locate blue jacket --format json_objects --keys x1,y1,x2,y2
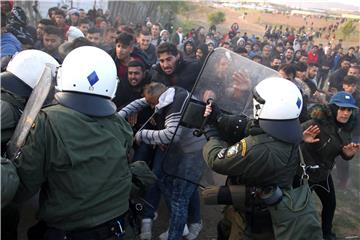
[{"x1": 1, "y1": 32, "x2": 22, "y2": 57}]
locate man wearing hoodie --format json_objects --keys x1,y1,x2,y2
[{"x1": 183, "y1": 39, "x2": 196, "y2": 61}]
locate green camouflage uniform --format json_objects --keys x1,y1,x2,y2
[
  {"x1": 13, "y1": 104, "x2": 133, "y2": 232},
  {"x1": 203, "y1": 126, "x2": 298, "y2": 239},
  {"x1": 1, "y1": 89, "x2": 25, "y2": 240}
]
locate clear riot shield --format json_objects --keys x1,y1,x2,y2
[
  {"x1": 192, "y1": 47, "x2": 280, "y2": 117},
  {"x1": 162, "y1": 47, "x2": 280, "y2": 186},
  {"x1": 6, "y1": 65, "x2": 53, "y2": 160}
]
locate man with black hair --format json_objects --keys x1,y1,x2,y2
[
  {"x1": 305, "y1": 63, "x2": 319, "y2": 93},
  {"x1": 48, "y1": 7, "x2": 59, "y2": 22},
  {"x1": 78, "y1": 8, "x2": 87, "y2": 20},
  {"x1": 344, "y1": 47, "x2": 357, "y2": 63},
  {"x1": 98, "y1": 27, "x2": 115, "y2": 52},
  {"x1": 261, "y1": 45, "x2": 271, "y2": 67},
  {"x1": 110, "y1": 32, "x2": 148, "y2": 81},
  {"x1": 86, "y1": 27, "x2": 101, "y2": 47},
  {"x1": 151, "y1": 23, "x2": 161, "y2": 47},
  {"x1": 270, "y1": 56, "x2": 281, "y2": 71},
  {"x1": 34, "y1": 19, "x2": 55, "y2": 50},
  {"x1": 307, "y1": 45, "x2": 319, "y2": 64},
  {"x1": 234, "y1": 46, "x2": 248, "y2": 58},
  {"x1": 151, "y1": 42, "x2": 201, "y2": 92},
  {"x1": 42, "y1": 25, "x2": 64, "y2": 63},
  {"x1": 53, "y1": 9, "x2": 69, "y2": 37},
  {"x1": 329, "y1": 57, "x2": 352, "y2": 93},
  {"x1": 137, "y1": 29, "x2": 157, "y2": 66},
  {"x1": 251, "y1": 55, "x2": 262, "y2": 64},
  {"x1": 299, "y1": 53, "x2": 308, "y2": 64},
  {"x1": 114, "y1": 60, "x2": 151, "y2": 110},
  {"x1": 282, "y1": 47, "x2": 294, "y2": 64},
  {"x1": 348, "y1": 65, "x2": 360, "y2": 78},
  {"x1": 78, "y1": 18, "x2": 90, "y2": 35}
]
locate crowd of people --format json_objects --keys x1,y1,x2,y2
[{"x1": 1, "y1": 2, "x2": 360, "y2": 240}]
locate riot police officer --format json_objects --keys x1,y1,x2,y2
[
  {"x1": 202, "y1": 77, "x2": 322, "y2": 239},
  {"x1": 1, "y1": 49, "x2": 59, "y2": 240},
  {"x1": 1, "y1": 49, "x2": 59, "y2": 155},
  {"x1": 12, "y1": 46, "x2": 134, "y2": 240}
]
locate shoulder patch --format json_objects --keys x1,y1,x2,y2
[{"x1": 226, "y1": 143, "x2": 241, "y2": 158}]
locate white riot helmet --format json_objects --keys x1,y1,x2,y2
[
  {"x1": 55, "y1": 46, "x2": 118, "y2": 116},
  {"x1": 1, "y1": 50, "x2": 59, "y2": 97},
  {"x1": 253, "y1": 77, "x2": 303, "y2": 144}
]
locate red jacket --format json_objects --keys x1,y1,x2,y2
[{"x1": 307, "y1": 50, "x2": 318, "y2": 64}]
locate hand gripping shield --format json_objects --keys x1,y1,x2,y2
[{"x1": 162, "y1": 48, "x2": 280, "y2": 186}]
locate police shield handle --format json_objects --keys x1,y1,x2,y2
[{"x1": 6, "y1": 65, "x2": 53, "y2": 161}]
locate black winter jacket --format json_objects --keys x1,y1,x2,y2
[
  {"x1": 150, "y1": 58, "x2": 201, "y2": 92},
  {"x1": 301, "y1": 104, "x2": 356, "y2": 182}
]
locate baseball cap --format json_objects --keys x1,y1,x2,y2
[{"x1": 329, "y1": 91, "x2": 358, "y2": 109}]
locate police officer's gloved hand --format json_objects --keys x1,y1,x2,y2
[
  {"x1": 206, "y1": 102, "x2": 224, "y2": 125},
  {"x1": 203, "y1": 125, "x2": 220, "y2": 141},
  {"x1": 216, "y1": 114, "x2": 249, "y2": 144}
]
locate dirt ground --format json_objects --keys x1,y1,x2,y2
[{"x1": 17, "y1": 162, "x2": 360, "y2": 240}]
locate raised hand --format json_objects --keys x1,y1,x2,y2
[
  {"x1": 303, "y1": 125, "x2": 320, "y2": 143},
  {"x1": 342, "y1": 143, "x2": 360, "y2": 158}
]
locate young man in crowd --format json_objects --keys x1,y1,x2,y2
[
  {"x1": 53, "y1": 9, "x2": 69, "y2": 37},
  {"x1": 34, "y1": 19, "x2": 54, "y2": 50},
  {"x1": 86, "y1": 27, "x2": 102, "y2": 47},
  {"x1": 150, "y1": 23, "x2": 161, "y2": 47},
  {"x1": 77, "y1": 18, "x2": 90, "y2": 36},
  {"x1": 42, "y1": 25, "x2": 64, "y2": 63},
  {"x1": 151, "y1": 42, "x2": 201, "y2": 92},
  {"x1": 100, "y1": 27, "x2": 117, "y2": 52},
  {"x1": 137, "y1": 29, "x2": 157, "y2": 66}
]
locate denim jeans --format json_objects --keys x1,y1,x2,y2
[
  {"x1": 142, "y1": 146, "x2": 202, "y2": 233},
  {"x1": 162, "y1": 176, "x2": 198, "y2": 240},
  {"x1": 142, "y1": 147, "x2": 165, "y2": 219}
]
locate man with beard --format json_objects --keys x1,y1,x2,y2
[
  {"x1": 329, "y1": 57, "x2": 351, "y2": 94},
  {"x1": 282, "y1": 47, "x2": 294, "y2": 64},
  {"x1": 151, "y1": 42, "x2": 201, "y2": 92},
  {"x1": 115, "y1": 60, "x2": 151, "y2": 110},
  {"x1": 137, "y1": 30, "x2": 157, "y2": 66},
  {"x1": 86, "y1": 27, "x2": 102, "y2": 47},
  {"x1": 270, "y1": 57, "x2": 281, "y2": 71},
  {"x1": 111, "y1": 32, "x2": 149, "y2": 108},
  {"x1": 261, "y1": 45, "x2": 272, "y2": 67},
  {"x1": 305, "y1": 63, "x2": 319, "y2": 93}
]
